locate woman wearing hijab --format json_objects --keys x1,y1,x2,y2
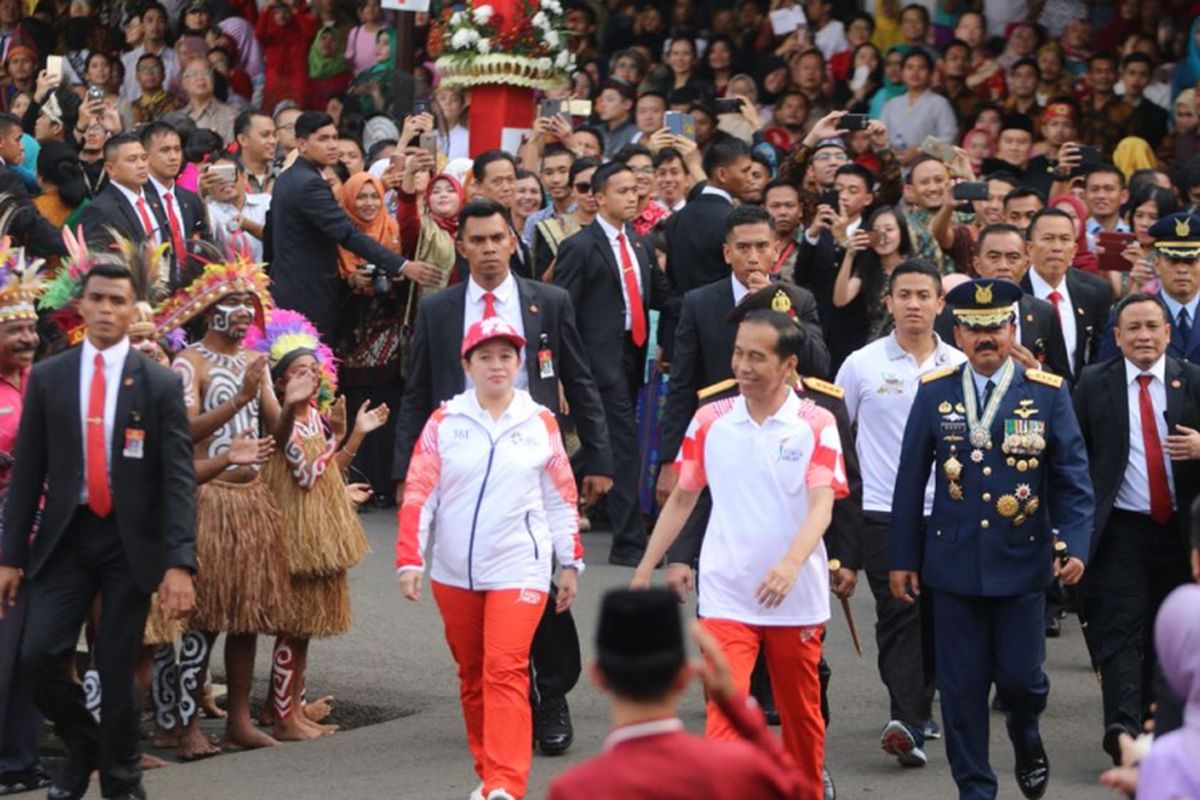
[
  {"x1": 868, "y1": 46, "x2": 906, "y2": 120},
  {"x1": 1172, "y1": 18, "x2": 1200, "y2": 101},
  {"x1": 336, "y1": 171, "x2": 410, "y2": 503},
  {"x1": 1134, "y1": 584, "x2": 1200, "y2": 800},
  {"x1": 1112, "y1": 137, "x2": 1158, "y2": 182},
  {"x1": 348, "y1": 28, "x2": 398, "y2": 114},
  {"x1": 308, "y1": 23, "x2": 351, "y2": 111}
]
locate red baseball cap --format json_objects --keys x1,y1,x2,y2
[{"x1": 461, "y1": 316, "x2": 526, "y2": 358}]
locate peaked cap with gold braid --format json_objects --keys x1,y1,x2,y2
[{"x1": 1149, "y1": 212, "x2": 1200, "y2": 259}]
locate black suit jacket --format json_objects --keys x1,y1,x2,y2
[
  {"x1": 552, "y1": 220, "x2": 673, "y2": 389},
  {"x1": 1, "y1": 348, "x2": 197, "y2": 594},
  {"x1": 392, "y1": 276, "x2": 612, "y2": 481},
  {"x1": 1020, "y1": 268, "x2": 1112, "y2": 380},
  {"x1": 144, "y1": 181, "x2": 211, "y2": 290},
  {"x1": 1073, "y1": 356, "x2": 1200, "y2": 559},
  {"x1": 78, "y1": 183, "x2": 155, "y2": 249},
  {"x1": 935, "y1": 295, "x2": 1071, "y2": 380},
  {"x1": 1129, "y1": 98, "x2": 1169, "y2": 151},
  {"x1": 0, "y1": 164, "x2": 68, "y2": 259},
  {"x1": 269, "y1": 157, "x2": 407, "y2": 342},
  {"x1": 660, "y1": 276, "x2": 829, "y2": 463},
  {"x1": 662, "y1": 192, "x2": 735, "y2": 358}
]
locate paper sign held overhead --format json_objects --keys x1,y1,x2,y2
[{"x1": 382, "y1": 0, "x2": 431, "y2": 11}]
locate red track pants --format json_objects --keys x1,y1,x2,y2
[
  {"x1": 432, "y1": 581, "x2": 548, "y2": 800},
  {"x1": 701, "y1": 618, "x2": 825, "y2": 790}
]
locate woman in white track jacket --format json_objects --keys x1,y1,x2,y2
[{"x1": 396, "y1": 316, "x2": 583, "y2": 800}]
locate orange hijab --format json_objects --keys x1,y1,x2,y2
[{"x1": 337, "y1": 172, "x2": 400, "y2": 277}]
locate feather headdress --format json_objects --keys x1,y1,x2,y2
[
  {"x1": 155, "y1": 252, "x2": 272, "y2": 335},
  {"x1": 0, "y1": 238, "x2": 47, "y2": 324},
  {"x1": 244, "y1": 309, "x2": 338, "y2": 412},
  {"x1": 37, "y1": 226, "x2": 123, "y2": 344}
]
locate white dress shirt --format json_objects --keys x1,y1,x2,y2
[
  {"x1": 1028, "y1": 269, "x2": 1077, "y2": 375},
  {"x1": 731, "y1": 276, "x2": 750, "y2": 306},
  {"x1": 207, "y1": 194, "x2": 271, "y2": 263},
  {"x1": 595, "y1": 214, "x2": 644, "y2": 331},
  {"x1": 464, "y1": 273, "x2": 528, "y2": 390},
  {"x1": 1115, "y1": 356, "x2": 1176, "y2": 513},
  {"x1": 700, "y1": 184, "x2": 732, "y2": 203},
  {"x1": 79, "y1": 337, "x2": 131, "y2": 504},
  {"x1": 837, "y1": 333, "x2": 967, "y2": 514},
  {"x1": 111, "y1": 180, "x2": 162, "y2": 245}
]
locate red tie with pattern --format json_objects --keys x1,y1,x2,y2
[
  {"x1": 1136, "y1": 374, "x2": 1173, "y2": 524},
  {"x1": 163, "y1": 192, "x2": 187, "y2": 271},
  {"x1": 135, "y1": 196, "x2": 155, "y2": 239},
  {"x1": 483, "y1": 292, "x2": 497, "y2": 319},
  {"x1": 87, "y1": 353, "x2": 112, "y2": 517},
  {"x1": 616, "y1": 231, "x2": 646, "y2": 347}
]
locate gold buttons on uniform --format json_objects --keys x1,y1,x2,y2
[
  {"x1": 981, "y1": 519, "x2": 990, "y2": 529},
  {"x1": 982, "y1": 493, "x2": 992, "y2": 502},
  {"x1": 982, "y1": 467, "x2": 992, "y2": 476}
]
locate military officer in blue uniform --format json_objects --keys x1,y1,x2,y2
[{"x1": 888, "y1": 278, "x2": 1094, "y2": 800}]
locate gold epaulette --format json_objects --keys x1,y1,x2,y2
[
  {"x1": 920, "y1": 366, "x2": 957, "y2": 383},
  {"x1": 697, "y1": 378, "x2": 738, "y2": 400},
  {"x1": 1025, "y1": 369, "x2": 1064, "y2": 388},
  {"x1": 801, "y1": 376, "x2": 844, "y2": 399}
]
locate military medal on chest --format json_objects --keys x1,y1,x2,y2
[{"x1": 960, "y1": 358, "x2": 1014, "y2": 463}]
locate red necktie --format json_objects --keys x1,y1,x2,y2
[
  {"x1": 87, "y1": 353, "x2": 112, "y2": 517},
  {"x1": 482, "y1": 292, "x2": 497, "y2": 319},
  {"x1": 1136, "y1": 375, "x2": 1173, "y2": 524},
  {"x1": 163, "y1": 192, "x2": 187, "y2": 271},
  {"x1": 616, "y1": 231, "x2": 647, "y2": 347},
  {"x1": 135, "y1": 196, "x2": 155, "y2": 239},
  {"x1": 1047, "y1": 290, "x2": 1063, "y2": 324}
]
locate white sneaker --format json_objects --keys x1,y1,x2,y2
[
  {"x1": 881, "y1": 720, "x2": 928, "y2": 768},
  {"x1": 486, "y1": 791, "x2": 516, "y2": 800},
  {"x1": 468, "y1": 784, "x2": 484, "y2": 800}
]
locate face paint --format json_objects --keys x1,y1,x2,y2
[{"x1": 211, "y1": 302, "x2": 255, "y2": 338}]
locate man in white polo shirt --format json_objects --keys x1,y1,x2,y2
[
  {"x1": 633, "y1": 309, "x2": 849, "y2": 798},
  {"x1": 836, "y1": 258, "x2": 966, "y2": 769}
]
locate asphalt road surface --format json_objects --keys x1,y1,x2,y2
[{"x1": 33, "y1": 511, "x2": 1118, "y2": 799}]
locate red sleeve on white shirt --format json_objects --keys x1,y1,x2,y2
[
  {"x1": 676, "y1": 397, "x2": 736, "y2": 492},
  {"x1": 803, "y1": 405, "x2": 850, "y2": 499},
  {"x1": 395, "y1": 407, "x2": 446, "y2": 571},
  {"x1": 538, "y1": 409, "x2": 584, "y2": 566}
]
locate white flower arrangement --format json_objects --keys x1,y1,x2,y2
[{"x1": 437, "y1": 0, "x2": 575, "y2": 91}]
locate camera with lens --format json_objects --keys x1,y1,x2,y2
[{"x1": 362, "y1": 264, "x2": 389, "y2": 295}]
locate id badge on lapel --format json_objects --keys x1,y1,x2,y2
[
  {"x1": 123, "y1": 411, "x2": 145, "y2": 460},
  {"x1": 538, "y1": 333, "x2": 555, "y2": 379}
]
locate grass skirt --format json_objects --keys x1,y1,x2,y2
[
  {"x1": 260, "y1": 445, "x2": 371, "y2": 577},
  {"x1": 142, "y1": 593, "x2": 185, "y2": 645},
  {"x1": 276, "y1": 572, "x2": 353, "y2": 638},
  {"x1": 191, "y1": 478, "x2": 290, "y2": 634}
]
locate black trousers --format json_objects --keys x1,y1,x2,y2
[
  {"x1": 0, "y1": 583, "x2": 42, "y2": 779},
  {"x1": 529, "y1": 582, "x2": 581, "y2": 700},
  {"x1": 1081, "y1": 509, "x2": 1191, "y2": 736},
  {"x1": 598, "y1": 341, "x2": 647, "y2": 559},
  {"x1": 343, "y1": 376, "x2": 404, "y2": 500},
  {"x1": 862, "y1": 514, "x2": 936, "y2": 733},
  {"x1": 20, "y1": 510, "x2": 151, "y2": 798}
]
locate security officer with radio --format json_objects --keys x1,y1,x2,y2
[{"x1": 889, "y1": 278, "x2": 1094, "y2": 800}]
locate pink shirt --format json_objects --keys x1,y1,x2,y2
[{"x1": 0, "y1": 368, "x2": 28, "y2": 467}]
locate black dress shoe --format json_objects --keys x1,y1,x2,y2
[
  {"x1": 47, "y1": 752, "x2": 92, "y2": 800},
  {"x1": 991, "y1": 691, "x2": 1008, "y2": 713},
  {"x1": 537, "y1": 695, "x2": 573, "y2": 755},
  {"x1": 1102, "y1": 723, "x2": 1132, "y2": 766},
  {"x1": 0, "y1": 768, "x2": 51, "y2": 796},
  {"x1": 1044, "y1": 617, "x2": 1061, "y2": 638},
  {"x1": 1014, "y1": 740, "x2": 1050, "y2": 800},
  {"x1": 104, "y1": 786, "x2": 147, "y2": 800}
]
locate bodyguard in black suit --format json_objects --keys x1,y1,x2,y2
[
  {"x1": 553, "y1": 162, "x2": 672, "y2": 565},
  {"x1": 0, "y1": 112, "x2": 68, "y2": 260},
  {"x1": 0, "y1": 262, "x2": 196, "y2": 800},
  {"x1": 455, "y1": 150, "x2": 533, "y2": 281},
  {"x1": 268, "y1": 112, "x2": 441, "y2": 343},
  {"x1": 1019, "y1": 210, "x2": 1112, "y2": 382},
  {"x1": 393, "y1": 199, "x2": 611, "y2": 756},
  {"x1": 78, "y1": 134, "x2": 163, "y2": 251},
  {"x1": 935, "y1": 224, "x2": 1071, "y2": 380},
  {"x1": 141, "y1": 121, "x2": 211, "y2": 290},
  {"x1": 661, "y1": 136, "x2": 755, "y2": 358},
  {"x1": 1074, "y1": 291, "x2": 1200, "y2": 762}
]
